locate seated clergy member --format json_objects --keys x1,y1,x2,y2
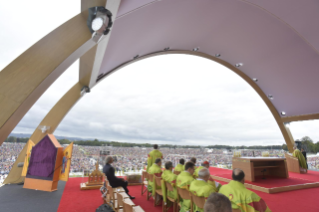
[
  {"x1": 293, "y1": 146, "x2": 307, "y2": 172},
  {"x1": 194, "y1": 161, "x2": 210, "y2": 177},
  {"x1": 148, "y1": 158, "x2": 163, "y2": 196},
  {"x1": 190, "y1": 168, "x2": 216, "y2": 212},
  {"x1": 195, "y1": 161, "x2": 221, "y2": 191},
  {"x1": 147, "y1": 144, "x2": 163, "y2": 172},
  {"x1": 162, "y1": 161, "x2": 178, "y2": 200},
  {"x1": 176, "y1": 161, "x2": 196, "y2": 212},
  {"x1": 190, "y1": 157, "x2": 197, "y2": 167},
  {"x1": 219, "y1": 169, "x2": 271, "y2": 212},
  {"x1": 204, "y1": 193, "x2": 232, "y2": 212},
  {"x1": 174, "y1": 158, "x2": 185, "y2": 172},
  {"x1": 182, "y1": 157, "x2": 197, "y2": 171},
  {"x1": 103, "y1": 156, "x2": 135, "y2": 199}
]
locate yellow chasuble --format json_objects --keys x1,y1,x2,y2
[
  {"x1": 194, "y1": 166, "x2": 205, "y2": 177},
  {"x1": 162, "y1": 170, "x2": 178, "y2": 202},
  {"x1": 174, "y1": 164, "x2": 184, "y2": 172},
  {"x1": 148, "y1": 163, "x2": 162, "y2": 196},
  {"x1": 219, "y1": 180, "x2": 271, "y2": 212},
  {"x1": 292, "y1": 149, "x2": 307, "y2": 169},
  {"x1": 189, "y1": 179, "x2": 216, "y2": 212},
  {"x1": 194, "y1": 166, "x2": 221, "y2": 191},
  {"x1": 147, "y1": 149, "x2": 163, "y2": 172},
  {"x1": 176, "y1": 171, "x2": 195, "y2": 212}
]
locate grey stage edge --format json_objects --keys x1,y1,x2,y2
[{"x1": 0, "y1": 181, "x2": 66, "y2": 212}]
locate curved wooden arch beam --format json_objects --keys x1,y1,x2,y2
[
  {"x1": 4, "y1": 0, "x2": 124, "y2": 184},
  {"x1": 4, "y1": 83, "x2": 84, "y2": 184},
  {"x1": 3, "y1": 0, "x2": 109, "y2": 184},
  {"x1": 29, "y1": 83, "x2": 84, "y2": 144},
  {"x1": 95, "y1": 50, "x2": 296, "y2": 152},
  {"x1": 0, "y1": 12, "x2": 96, "y2": 146},
  {"x1": 6, "y1": 49, "x2": 295, "y2": 184}
]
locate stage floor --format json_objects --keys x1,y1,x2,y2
[
  {"x1": 0, "y1": 181, "x2": 66, "y2": 212},
  {"x1": 58, "y1": 176, "x2": 319, "y2": 212},
  {"x1": 209, "y1": 167, "x2": 319, "y2": 193},
  {"x1": 2, "y1": 168, "x2": 319, "y2": 212}
]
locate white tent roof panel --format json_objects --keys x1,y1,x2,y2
[{"x1": 96, "y1": 0, "x2": 319, "y2": 117}]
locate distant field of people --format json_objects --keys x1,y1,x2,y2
[{"x1": 1, "y1": 142, "x2": 311, "y2": 185}]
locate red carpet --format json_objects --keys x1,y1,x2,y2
[
  {"x1": 59, "y1": 169, "x2": 319, "y2": 212},
  {"x1": 57, "y1": 177, "x2": 104, "y2": 212},
  {"x1": 57, "y1": 178, "x2": 169, "y2": 212},
  {"x1": 289, "y1": 170, "x2": 319, "y2": 181}
]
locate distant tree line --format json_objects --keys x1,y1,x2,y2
[{"x1": 4, "y1": 135, "x2": 319, "y2": 153}]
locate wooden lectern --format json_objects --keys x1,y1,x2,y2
[
  {"x1": 24, "y1": 134, "x2": 63, "y2": 192},
  {"x1": 285, "y1": 153, "x2": 306, "y2": 173}
]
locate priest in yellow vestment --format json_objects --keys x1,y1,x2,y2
[
  {"x1": 219, "y1": 168, "x2": 271, "y2": 212},
  {"x1": 194, "y1": 161, "x2": 209, "y2": 178},
  {"x1": 195, "y1": 161, "x2": 222, "y2": 191},
  {"x1": 292, "y1": 146, "x2": 307, "y2": 171},
  {"x1": 174, "y1": 158, "x2": 185, "y2": 172},
  {"x1": 147, "y1": 144, "x2": 163, "y2": 172},
  {"x1": 162, "y1": 161, "x2": 178, "y2": 203},
  {"x1": 189, "y1": 168, "x2": 216, "y2": 212},
  {"x1": 176, "y1": 161, "x2": 196, "y2": 212},
  {"x1": 148, "y1": 158, "x2": 162, "y2": 196}
]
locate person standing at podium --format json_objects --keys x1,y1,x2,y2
[
  {"x1": 301, "y1": 148, "x2": 308, "y2": 169},
  {"x1": 293, "y1": 146, "x2": 307, "y2": 172}
]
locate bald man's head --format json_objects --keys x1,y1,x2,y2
[{"x1": 232, "y1": 168, "x2": 245, "y2": 183}]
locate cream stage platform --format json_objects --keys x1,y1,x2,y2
[
  {"x1": 232, "y1": 157, "x2": 288, "y2": 182},
  {"x1": 210, "y1": 158, "x2": 319, "y2": 194}
]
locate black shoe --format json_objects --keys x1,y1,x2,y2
[{"x1": 129, "y1": 196, "x2": 135, "y2": 200}]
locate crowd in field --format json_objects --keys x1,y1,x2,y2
[
  {"x1": 307, "y1": 155, "x2": 319, "y2": 169},
  {"x1": 0, "y1": 142, "x2": 318, "y2": 185}
]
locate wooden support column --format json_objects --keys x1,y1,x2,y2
[{"x1": 281, "y1": 124, "x2": 295, "y2": 153}]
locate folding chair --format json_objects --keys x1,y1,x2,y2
[
  {"x1": 154, "y1": 175, "x2": 163, "y2": 206},
  {"x1": 147, "y1": 173, "x2": 154, "y2": 201},
  {"x1": 103, "y1": 179, "x2": 111, "y2": 203},
  {"x1": 177, "y1": 187, "x2": 193, "y2": 212},
  {"x1": 107, "y1": 184, "x2": 125, "y2": 211},
  {"x1": 163, "y1": 181, "x2": 178, "y2": 212},
  {"x1": 123, "y1": 199, "x2": 145, "y2": 212},
  {"x1": 190, "y1": 192, "x2": 205, "y2": 212},
  {"x1": 117, "y1": 192, "x2": 130, "y2": 212},
  {"x1": 141, "y1": 171, "x2": 148, "y2": 195}
]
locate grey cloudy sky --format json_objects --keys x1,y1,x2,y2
[{"x1": 1, "y1": 0, "x2": 318, "y2": 146}]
